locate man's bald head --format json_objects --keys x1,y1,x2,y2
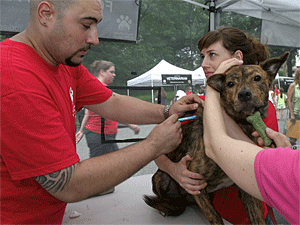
[{"x1": 30, "y1": 0, "x2": 79, "y2": 19}]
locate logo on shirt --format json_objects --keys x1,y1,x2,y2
[{"x1": 69, "y1": 87, "x2": 75, "y2": 117}]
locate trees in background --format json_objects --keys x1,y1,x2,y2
[{"x1": 1, "y1": 0, "x2": 298, "y2": 84}]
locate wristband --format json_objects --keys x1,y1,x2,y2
[{"x1": 163, "y1": 105, "x2": 171, "y2": 119}]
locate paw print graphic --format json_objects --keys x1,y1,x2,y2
[{"x1": 116, "y1": 15, "x2": 132, "y2": 32}]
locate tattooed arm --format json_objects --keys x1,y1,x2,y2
[{"x1": 34, "y1": 115, "x2": 182, "y2": 203}]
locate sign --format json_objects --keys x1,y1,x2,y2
[
  {"x1": 0, "y1": 0, "x2": 141, "y2": 43},
  {"x1": 162, "y1": 75, "x2": 192, "y2": 85},
  {"x1": 98, "y1": 0, "x2": 141, "y2": 42}
]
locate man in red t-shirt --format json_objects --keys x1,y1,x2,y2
[{"x1": 0, "y1": 1, "x2": 201, "y2": 224}]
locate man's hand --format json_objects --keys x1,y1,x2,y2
[
  {"x1": 146, "y1": 114, "x2": 182, "y2": 157},
  {"x1": 169, "y1": 94, "x2": 202, "y2": 118}
]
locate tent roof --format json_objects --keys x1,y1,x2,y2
[
  {"x1": 216, "y1": 0, "x2": 300, "y2": 47},
  {"x1": 183, "y1": 0, "x2": 300, "y2": 47}
]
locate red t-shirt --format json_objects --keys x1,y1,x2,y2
[
  {"x1": 85, "y1": 83, "x2": 118, "y2": 134},
  {"x1": 0, "y1": 39, "x2": 112, "y2": 224},
  {"x1": 198, "y1": 95, "x2": 278, "y2": 224},
  {"x1": 85, "y1": 110, "x2": 118, "y2": 134}
]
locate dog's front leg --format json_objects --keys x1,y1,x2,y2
[
  {"x1": 238, "y1": 188, "x2": 266, "y2": 224},
  {"x1": 194, "y1": 189, "x2": 224, "y2": 224}
]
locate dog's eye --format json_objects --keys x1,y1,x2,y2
[
  {"x1": 253, "y1": 75, "x2": 261, "y2": 82},
  {"x1": 227, "y1": 82, "x2": 235, "y2": 88}
]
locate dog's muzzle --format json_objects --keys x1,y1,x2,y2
[{"x1": 238, "y1": 90, "x2": 252, "y2": 102}]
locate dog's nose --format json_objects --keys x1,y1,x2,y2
[{"x1": 238, "y1": 90, "x2": 252, "y2": 102}]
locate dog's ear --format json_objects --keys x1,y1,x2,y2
[
  {"x1": 260, "y1": 52, "x2": 290, "y2": 83},
  {"x1": 207, "y1": 74, "x2": 226, "y2": 92}
]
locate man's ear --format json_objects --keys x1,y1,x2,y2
[
  {"x1": 207, "y1": 74, "x2": 225, "y2": 92},
  {"x1": 37, "y1": 1, "x2": 55, "y2": 26},
  {"x1": 234, "y1": 50, "x2": 243, "y2": 61}
]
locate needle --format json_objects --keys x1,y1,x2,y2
[{"x1": 178, "y1": 115, "x2": 197, "y2": 122}]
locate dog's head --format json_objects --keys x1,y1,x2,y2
[{"x1": 207, "y1": 52, "x2": 289, "y2": 120}]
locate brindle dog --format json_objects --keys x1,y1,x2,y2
[{"x1": 144, "y1": 52, "x2": 289, "y2": 224}]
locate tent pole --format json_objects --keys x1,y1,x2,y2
[
  {"x1": 151, "y1": 79, "x2": 154, "y2": 103},
  {"x1": 209, "y1": 0, "x2": 215, "y2": 31}
]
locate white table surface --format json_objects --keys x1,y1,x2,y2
[{"x1": 62, "y1": 174, "x2": 231, "y2": 224}]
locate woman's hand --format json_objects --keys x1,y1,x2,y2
[
  {"x1": 252, "y1": 128, "x2": 292, "y2": 148},
  {"x1": 76, "y1": 131, "x2": 84, "y2": 144},
  {"x1": 170, "y1": 155, "x2": 207, "y2": 195},
  {"x1": 214, "y1": 58, "x2": 243, "y2": 75},
  {"x1": 127, "y1": 124, "x2": 140, "y2": 134}
]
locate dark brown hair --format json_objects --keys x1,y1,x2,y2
[{"x1": 198, "y1": 27, "x2": 269, "y2": 65}]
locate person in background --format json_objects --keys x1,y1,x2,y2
[
  {"x1": 155, "y1": 87, "x2": 167, "y2": 105},
  {"x1": 202, "y1": 58, "x2": 299, "y2": 224},
  {"x1": 176, "y1": 89, "x2": 187, "y2": 100},
  {"x1": 1, "y1": 0, "x2": 201, "y2": 223},
  {"x1": 170, "y1": 95, "x2": 177, "y2": 105},
  {"x1": 274, "y1": 84, "x2": 280, "y2": 96},
  {"x1": 198, "y1": 85, "x2": 206, "y2": 96},
  {"x1": 286, "y1": 68, "x2": 300, "y2": 147},
  {"x1": 155, "y1": 26, "x2": 278, "y2": 224},
  {"x1": 276, "y1": 88, "x2": 287, "y2": 121},
  {"x1": 268, "y1": 86, "x2": 275, "y2": 107},
  {"x1": 76, "y1": 60, "x2": 140, "y2": 195},
  {"x1": 273, "y1": 84, "x2": 280, "y2": 112},
  {"x1": 186, "y1": 86, "x2": 193, "y2": 95}
]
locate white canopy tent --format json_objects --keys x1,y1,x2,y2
[
  {"x1": 192, "y1": 66, "x2": 206, "y2": 86},
  {"x1": 181, "y1": 0, "x2": 300, "y2": 48},
  {"x1": 127, "y1": 60, "x2": 192, "y2": 87},
  {"x1": 127, "y1": 59, "x2": 206, "y2": 86},
  {"x1": 127, "y1": 59, "x2": 206, "y2": 102}
]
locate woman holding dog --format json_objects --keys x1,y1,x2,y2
[
  {"x1": 155, "y1": 26, "x2": 279, "y2": 224},
  {"x1": 203, "y1": 58, "x2": 299, "y2": 224}
]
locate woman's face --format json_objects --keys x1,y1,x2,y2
[
  {"x1": 100, "y1": 66, "x2": 116, "y2": 84},
  {"x1": 200, "y1": 41, "x2": 235, "y2": 78}
]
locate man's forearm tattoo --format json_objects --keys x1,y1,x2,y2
[{"x1": 34, "y1": 164, "x2": 75, "y2": 193}]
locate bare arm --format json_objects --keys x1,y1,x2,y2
[
  {"x1": 34, "y1": 115, "x2": 182, "y2": 203},
  {"x1": 204, "y1": 85, "x2": 264, "y2": 200},
  {"x1": 287, "y1": 83, "x2": 295, "y2": 120},
  {"x1": 75, "y1": 109, "x2": 89, "y2": 143},
  {"x1": 202, "y1": 58, "x2": 263, "y2": 199},
  {"x1": 85, "y1": 93, "x2": 200, "y2": 125}
]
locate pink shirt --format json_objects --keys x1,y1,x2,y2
[{"x1": 255, "y1": 147, "x2": 300, "y2": 224}]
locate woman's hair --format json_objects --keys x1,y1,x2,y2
[
  {"x1": 295, "y1": 68, "x2": 300, "y2": 88},
  {"x1": 90, "y1": 60, "x2": 114, "y2": 77},
  {"x1": 198, "y1": 26, "x2": 269, "y2": 65},
  {"x1": 156, "y1": 87, "x2": 167, "y2": 98},
  {"x1": 280, "y1": 88, "x2": 284, "y2": 98}
]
